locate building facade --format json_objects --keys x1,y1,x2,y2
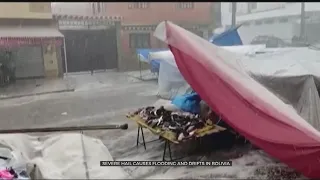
[
  {"x1": 52, "y1": 2, "x2": 219, "y2": 71},
  {"x1": 52, "y1": 3, "x2": 122, "y2": 73},
  {"x1": 220, "y1": 2, "x2": 320, "y2": 44},
  {"x1": 0, "y1": 3, "x2": 64, "y2": 78},
  {"x1": 104, "y1": 2, "x2": 216, "y2": 71},
  {"x1": 52, "y1": 3, "x2": 107, "y2": 17}
]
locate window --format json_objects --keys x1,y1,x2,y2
[
  {"x1": 97, "y1": 3, "x2": 101, "y2": 13},
  {"x1": 129, "y1": 33, "x2": 150, "y2": 48},
  {"x1": 229, "y1": 3, "x2": 236, "y2": 13},
  {"x1": 279, "y1": 17, "x2": 289, "y2": 23},
  {"x1": 242, "y1": 21, "x2": 250, "y2": 26},
  {"x1": 29, "y1": 3, "x2": 51, "y2": 13},
  {"x1": 188, "y1": 30, "x2": 203, "y2": 37},
  {"x1": 248, "y1": 2, "x2": 257, "y2": 11},
  {"x1": 128, "y1": 3, "x2": 149, "y2": 9},
  {"x1": 264, "y1": 19, "x2": 274, "y2": 24},
  {"x1": 92, "y1": 3, "x2": 96, "y2": 15},
  {"x1": 255, "y1": 20, "x2": 262, "y2": 25},
  {"x1": 92, "y1": 3, "x2": 105, "y2": 15},
  {"x1": 177, "y1": 3, "x2": 194, "y2": 9}
]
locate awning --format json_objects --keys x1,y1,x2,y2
[
  {"x1": 154, "y1": 21, "x2": 320, "y2": 178},
  {"x1": 0, "y1": 26, "x2": 64, "y2": 47}
]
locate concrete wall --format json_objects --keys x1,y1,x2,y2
[
  {"x1": 0, "y1": 3, "x2": 52, "y2": 19},
  {"x1": 52, "y1": 3, "x2": 108, "y2": 16},
  {"x1": 52, "y1": 3, "x2": 92, "y2": 16},
  {"x1": 42, "y1": 43, "x2": 59, "y2": 78},
  {"x1": 220, "y1": 2, "x2": 289, "y2": 26}
]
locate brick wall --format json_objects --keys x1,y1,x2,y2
[
  {"x1": 105, "y1": 2, "x2": 213, "y2": 25},
  {"x1": 106, "y1": 2, "x2": 214, "y2": 71},
  {"x1": 118, "y1": 30, "x2": 168, "y2": 71}
]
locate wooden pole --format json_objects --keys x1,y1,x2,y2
[
  {"x1": 0, "y1": 124, "x2": 128, "y2": 134},
  {"x1": 300, "y1": 2, "x2": 306, "y2": 40}
]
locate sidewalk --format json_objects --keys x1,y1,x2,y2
[
  {"x1": 65, "y1": 71, "x2": 142, "y2": 92},
  {"x1": 126, "y1": 70, "x2": 158, "y2": 81},
  {"x1": 0, "y1": 78, "x2": 74, "y2": 100},
  {"x1": 0, "y1": 71, "x2": 151, "y2": 100}
]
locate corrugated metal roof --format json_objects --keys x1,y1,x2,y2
[{"x1": 0, "y1": 26, "x2": 64, "y2": 38}]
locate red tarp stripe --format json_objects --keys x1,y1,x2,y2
[
  {"x1": 161, "y1": 21, "x2": 320, "y2": 178},
  {"x1": 0, "y1": 37, "x2": 63, "y2": 47}
]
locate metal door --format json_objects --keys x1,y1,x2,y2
[
  {"x1": 14, "y1": 46, "x2": 44, "y2": 78},
  {"x1": 87, "y1": 28, "x2": 118, "y2": 70},
  {"x1": 61, "y1": 28, "x2": 118, "y2": 73}
]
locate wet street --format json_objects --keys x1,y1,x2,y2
[
  {"x1": 0, "y1": 72, "x2": 304, "y2": 179},
  {"x1": 0, "y1": 74, "x2": 158, "y2": 129}
]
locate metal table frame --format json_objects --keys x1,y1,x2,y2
[{"x1": 136, "y1": 124, "x2": 215, "y2": 161}]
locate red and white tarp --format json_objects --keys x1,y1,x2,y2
[
  {"x1": 0, "y1": 26, "x2": 64, "y2": 48},
  {"x1": 154, "y1": 21, "x2": 320, "y2": 178},
  {"x1": 0, "y1": 38, "x2": 63, "y2": 48}
]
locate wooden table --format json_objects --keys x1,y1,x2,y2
[{"x1": 128, "y1": 115, "x2": 226, "y2": 161}]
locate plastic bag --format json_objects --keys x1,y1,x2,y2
[{"x1": 171, "y1": 92, "x2": 201, "y2": 114}]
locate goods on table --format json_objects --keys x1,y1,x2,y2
[{"x1": 127, "y1": 106, "x2": 216, "y2": 141}]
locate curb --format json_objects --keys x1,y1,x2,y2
[
  {"x1": 126, "y1": 74, "x2": 158, "y2": 82},
  {"x1": 0, "y1": 88, "x2": 75, "y2": 100}
]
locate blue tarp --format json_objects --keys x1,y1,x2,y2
[
  {"x1": 136, "y1": 48, "x2": 167, "y2": 73},
  {"x1": 210, "y1": 25, "x2": 243, "y2": 46},
  {"x1": 208, "y1": 33, "x2": 218, "y2": 42},
  {"x1": 172, "y1": 92, "x2": 201, "y2": 114}
]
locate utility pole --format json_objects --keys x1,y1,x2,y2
[
  {"x1": 300, "y1": 2, "x2": 306, "y2": 41},
  {"x1": 231, "y1": 2, "x2": 237, "y2": 27}
]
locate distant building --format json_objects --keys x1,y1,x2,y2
[
  {"x1": 220, "y1": 2, "x2": 320, "y2": 44},
  {"x1": 52, "y1": 3, "x2": 107, "y2": 17},
  {"x1": 0, "y1": 3, "x2": 64, "y2": 78},
  {"x1": 104, "y1": 2, "x2": 217, "y2": 71},
  {"x1": 52, "y1": 2, "x2": 220, "y2": 72},
  {"x1": 52, "y1": 3, "x2": 122, "y2": 73}
]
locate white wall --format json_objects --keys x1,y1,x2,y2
[
  {"x1": 51, "y1": 3, "x2": 92, "y2": 16},
  {"x1": 238, "y1": 22, "x2": 294, "y2": 44},
  {"x1": 221, "y1": 3, "x2": 247, "y2": 27},
  {"x1": 219, "y1": 3, "x2": 320, "y2": 44},
  {"x1": 221, "y1": 2, "x2": 289, "y2": 26}
]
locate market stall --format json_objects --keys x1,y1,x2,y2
[
  {"x1": 153, "y1": 21, "x2": 320, "y2": 179},
  {"x1": 127, "y1": 105, "x2": 227, "y2": 161}
]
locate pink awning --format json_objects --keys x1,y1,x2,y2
[
  {"x1": 0, "y1": 26, "x2": 64, "y2": 48},
  {"x1": 154, "y1": 21, "x2": 320, "y2": 178}
]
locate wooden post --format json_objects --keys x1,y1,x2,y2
[
  {"x1": 231, "y1": 3, "x2": 237, "y2": 27},
  {"x1": 300, "y1": 2, "x2": 306, "y2": 40},
  {"x1": 115, "y1": 21, "x2": 122, "y2": 72}
]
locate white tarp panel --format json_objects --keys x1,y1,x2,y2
[
  {"x1": 0, "y1": 26, "x2": 64, "y2": 38},
  {"x1": 151, "y1": 45, "x2": 267, "y2": 99},
  {"x1": 157, "y1": 59, "x2": 191, "y2": 100},
  {"x1": 240, "y1": 47, "x2": 320, "y2": 131},
  {"x1": 0, "y1": 133, "x2": 128, "y2": 179},
  {"x1": 152, "y1": 44, "x2": 320, "y2": 131}
]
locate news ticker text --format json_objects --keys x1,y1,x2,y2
[{"x1": 100, "y1": 161, "x2": 232, "y2": 167}]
